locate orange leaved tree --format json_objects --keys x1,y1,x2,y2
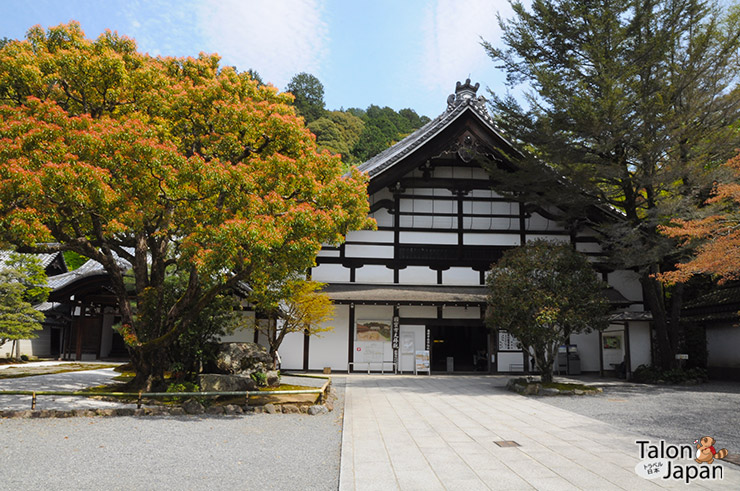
[
  {"x1": 0, "y1": 22, "x2": 372, "y2": 389},
  {"x1": 660, "y1": 152, "x2": 740, "y2": 284}
]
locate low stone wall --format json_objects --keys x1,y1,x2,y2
[{"x1": 0, "y1": 384, "x2": 337, "y2": 418}]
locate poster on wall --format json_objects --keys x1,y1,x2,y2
[
  {"x1": 415, "y1": 350, "x2": 430, "y2": 373},
  {"x1": 401, "y1": 332, "x2": 415, "y2": 354},
  {"x1": 603, "y1": 335, "x2": 622, "y2": 350},
  {"x1": 356, "y1": 320, "x2": 392, "y2": 341},
  {"x1": 355, "y1": 342, "x2": 384, "y2": 363}
]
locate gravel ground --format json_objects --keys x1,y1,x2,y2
[
  {"x1": 0, "y1": 368, "x2": 129, "y2": 410},
  {"x1": 0, "y1": 378, "x2": 345, "y2": 490},
  {"x1": 539, "y1": 377, "x2": 740, "y2": 454}
]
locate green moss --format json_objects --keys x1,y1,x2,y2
[{"x1": 541, "y1": 382, "x2": 599, "y2": 391}]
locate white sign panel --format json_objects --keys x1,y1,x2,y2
[{"x1": 415, "y1": 350, "x2": 430, "y2": 373}]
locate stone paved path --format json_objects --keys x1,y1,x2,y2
[{"x1": 338, "y1": 375, "x2": 740, "y2": 490}]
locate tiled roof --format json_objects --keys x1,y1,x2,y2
[
  {"x1": 0, "y1": 250, "x2": 63, "y2": 270},
  {"x1": 323, "y1": 283, "x2": 488, "y2": 304},
  {"x1": 355, "y1": 80, "x2": 511, "y2": 179}
]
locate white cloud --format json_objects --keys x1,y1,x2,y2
[
  {"x1": 197, "y1": 0, "x2": 328, "y2": 90},
  {"x1": 419, "y1": 0, "x2": 509, "y2": 92}
]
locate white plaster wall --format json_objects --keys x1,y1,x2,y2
[
  {"x1": 470, "y1": 167, "x2": 489, "y2": 180},
  {"x1": 443, "y1": 267, "x2": 479, "y2": 285},
  {"x1": 601, "y1": 327, "x2": 626, "y2": 369},
  {"x1": 398, "y1": 306, "x2": 436, "y2": 318},
  {"x1": 628, "y1": 321, "x2": 652, "y2": 370},
  {"x1": 345, "y1": 244, "x2": 394, "y2": 259},
  {"x1": 400, "y1": 231, "x2": 457, "y2": 245},
  {"x1": 371, "y1": 188, "x2": 394, "y2": 202},
  {"x1": 526, "y1": 213, "x2": 551, "y2": 230},
  {"x1": 707, "y1": 323, "x2": 740, "y2": 367},
  {"x1": 278, "y1": 330, "x2": 304, "y2": 370},
  {"x1": 0, "y1": 329, "x2": 50, "y2": 358},
  {"x1": 311, "y1": 263, "x2": 350, "y2": 282},
  {"x1": 400, "y1": 197, "x2": 432, "y2": 213},
  {"x1": 470, "y1": 189, "x2": 502, "y2": 198},
  {"x1": 370, "y1": 209, "x2": 393, "y2": 228},
  {"x1": 355, "y1": 265, "x2": 394, "y2": 283},
  {"x1": 347, "y1": 230, "x2": 394, "y2": 243},
  {"x1": 569, "y1": 331, "x2": 601, "y2": 372},
  {"x1": 309, "y1": 304, "x2": 350, "y2": 371},
  {"x1": 608, "y1": 270, "x2": 643, "y2": 302},
  {"x1": 442, "y1": 306, "x2": 480, "y2": 319},
  {"x1": 399, "y1": 324, "x2": 426, "y2": 373},
  {"x1": 463, "y1": 233, "x2": 520, "y2": 246},
  {"x1": 220, "y1": 311, "x2": 256, "y2": 343},
  {"x1": 317, "y1": 249, "x2": 340, "y2": 258},
  {"x1": 99, "y1": 313, "x2": 115, "y2": 358},
  {"x1": 498, "y1": 351, "x2": 525, "y2": 372},
  {"x1": 398, "y1": 266, "x2": 437, "y2": 285}
]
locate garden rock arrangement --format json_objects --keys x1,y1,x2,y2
[
  {"x1": 0, "y1": 401, "x2": 333, "y2": 418},
  {"x1": 199, "y1": 342, "x2": 280, "y2": 391},
  {"x1": 0, "y1": 383, "x2": 337, "y2": 419},
  {"x1": 506, "y1": 377, "x2": 603, "y2": 396}
]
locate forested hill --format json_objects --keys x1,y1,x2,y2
[{"x1": 284, "y1": 72, "x2": 431, "y2": 166}]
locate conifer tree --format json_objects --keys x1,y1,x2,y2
[{"x1": 484, "y1": 0, "x2": 740, "y2": 368}]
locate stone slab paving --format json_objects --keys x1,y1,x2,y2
[{"x1": 339, "y1": 375, "x2": 740, "y2": 490}]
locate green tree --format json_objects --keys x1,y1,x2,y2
[
  {"x1": 246, "y1": 68, "x2": 264, "y2": 86},
  {"x1": 164, "y1": 272, "x2": 241, "y2": 380},
  {"x1": 483, "y1": 0, "x2": 740, "y2": 369},
  {"x1": 486, "y1": 241, "x2": 610, "y2": 383},
  {"x1": 285, "y1": 72, "x2": 326, "y2": 123},
  {"x1": 0, "y1": 22, "x2": 372, "y2": 389},
  {"x1": 308, "y1": 110, "x2": 365, "y2": 164},
  {"x1": 0, "y1": 253, "x2": 49, "y2": 358},
  {"x1": 249, "y1": 279, "x2": 334, "y2": 368},
  {"x1": 349, "y1": 105, "x2": 430, "y2": 162}
]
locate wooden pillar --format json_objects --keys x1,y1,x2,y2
[
  {"x1": 302, "y1": 329, "x2": 310, "y2": 371},
  {"x1": 624, "y1": 321, "x2": 632, "y2": 380},
  {"x1": 599, "y1": 330, "x2": 604, "y2": 377},
  {"x1": 347, "y1": 303, "x2": 355, "y2": 373}
]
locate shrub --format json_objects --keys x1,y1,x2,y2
[
  {"x1": 632, "y1": 364, "x2": 707, "y2": 384},
  {"x1": 250, "y1": 371, "x2": 268, "y2": 387}
]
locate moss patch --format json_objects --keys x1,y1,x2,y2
[{"x1": 506, "y1": 377, "x2": 603, "y2": 396}]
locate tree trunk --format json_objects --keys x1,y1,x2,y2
[
  {"x1": 641, "y1": 271, "x2": 677, "y2": 369},
  {"x1": 128, "y1": 347, "x2": 168, "y2": 391}
]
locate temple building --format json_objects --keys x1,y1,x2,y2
[{"x1": 275, "y1": 80, "x2": 652, "y2": 375}]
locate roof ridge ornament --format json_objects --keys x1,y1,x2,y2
[{"x1": 447, "y1": 78, "x2": 488, "y2": 113}]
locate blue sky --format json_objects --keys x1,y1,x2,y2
[{"x1": 0, "y1": 0, "x2": 519, "y2": 118}]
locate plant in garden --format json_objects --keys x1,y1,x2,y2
[
  {"x1": 0, "y1": 254, "x2": 49, "y2": 358},
  {"x1": 0, "y1": 22, "x2": 372, "y2": 389},
  {"x1": 249, "y1": 279, "x2": 334, "y2": 369},
  {"x1": 486, "y1": 241, "x2": 610, "y2": 383}
]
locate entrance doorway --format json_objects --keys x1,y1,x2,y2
[{"x1": 430, "y1": 325, "x2": 488, "y2": 372}]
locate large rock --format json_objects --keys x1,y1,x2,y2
[
  {"x1": 198, "y1": 373, "x2": 257, "y2": 392},
  {"x1": 182, "y1": 399, "x2": 205, "y2": 415},
  {"x1": 214, "y1": 342, "x2": 272, "y2": 375}
]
